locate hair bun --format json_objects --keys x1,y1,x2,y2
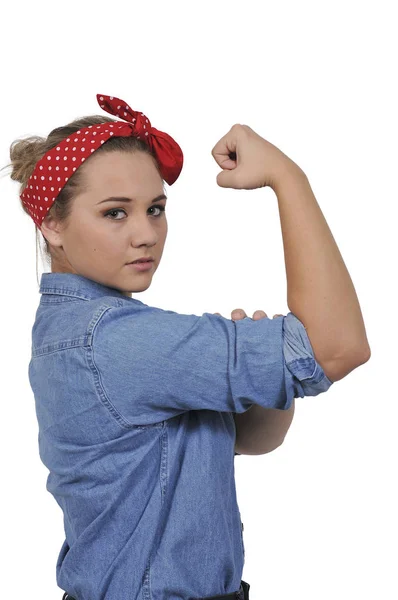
[{"x1": 8, "y1": 136, "x2": 45, "y2": 185}]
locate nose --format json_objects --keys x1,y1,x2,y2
[
  {"x1": 129, "y1": 215, "x2": 160, "y2": 245},
  {"x1": 131, "y1": 215, "x2": 158, "y2": 240}
]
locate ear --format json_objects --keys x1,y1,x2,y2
[{"x1": 40, "y1": 213, "x2": 64, "y2": 249}]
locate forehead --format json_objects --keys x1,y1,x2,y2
[{"x1": 82, "y1": 150, "x2": 162, "y2": 192}]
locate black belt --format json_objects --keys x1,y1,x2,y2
[{"x1": 62, "y1": 579, "x2": 250, "y2": 600}]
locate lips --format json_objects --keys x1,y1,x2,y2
[{"x1": 131, "y1": 258, "x2": 154, "y2": 264}]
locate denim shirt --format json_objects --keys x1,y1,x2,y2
[{"x1": 28, "y1": 272, "x2": 333, "y2": 600}]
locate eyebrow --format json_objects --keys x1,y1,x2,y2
[{"x1": 97, "y1": 194, "x2": 167, "y2": 205}]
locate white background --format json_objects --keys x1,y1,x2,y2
[{"x1": 0, "y1": 1, "x2": 396, "y2": 599}]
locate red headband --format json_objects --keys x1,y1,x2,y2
[{"x1": 20, "y1": 93, "x2": 184, "y2": 230}]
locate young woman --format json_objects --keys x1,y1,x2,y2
[{"x1": 6, "y1": 93, "x2": 370, "y2": 600}]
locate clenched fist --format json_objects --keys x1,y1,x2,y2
[{"x1": 211, "y1": 123, "x2": 304, "y2": 191}]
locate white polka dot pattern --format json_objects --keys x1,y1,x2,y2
[{"x1": 20, "y1": 93, "x2": 184, "y2": 230}]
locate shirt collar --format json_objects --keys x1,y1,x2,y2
[{"x1": 39, "y1": 272, "x2": 133, "y2": 301}]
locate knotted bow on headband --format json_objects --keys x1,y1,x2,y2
[{"x1": 20, "y1": 93, "x2": 184, "y2": 230}]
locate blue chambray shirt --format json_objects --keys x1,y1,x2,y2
[{"x1": 28, "y1": 272, "x2": 333, "y2": 600}]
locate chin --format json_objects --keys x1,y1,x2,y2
[{"x1": 125, "y1": 281, "x2": 152, "y2": 295}]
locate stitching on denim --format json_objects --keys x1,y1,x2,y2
[
  {"x1": 32, "y1": 337, "x2": 89, "y2": 357},
  {"x1": 86, "y1": 305, "x2": 142, "y2": 429},
  {"x1": 40, "y1": 286, "x2": 91, "y2": 301}
]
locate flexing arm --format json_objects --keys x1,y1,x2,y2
[
  {"x1": 276, "y1": 167, "x2": 371, "y2": 379},
  {"x1": 234, "y1": 168, "x2": 371, "y2": 456}
]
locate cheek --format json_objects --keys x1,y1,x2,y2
[
  {"x1": 93, "y1": 233, "x2": 123, "y2": 257},
  {"x1": 74, "y1": 217, "x2": 118, "y2": 257}
]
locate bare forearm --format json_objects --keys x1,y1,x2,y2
[
  {"x1": 275, "y1": 167, "x2": 371, "y2": 366},
  {"x1": 234, "y1": 401, "x2": 295, "y2": 455}
]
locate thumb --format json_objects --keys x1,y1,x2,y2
[{"x1": 216, "y1": 164, "x2": 241, "y2": 188}]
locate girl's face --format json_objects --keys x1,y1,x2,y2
[{"x1": 42, "y1": 150, "x2": 168, "y2": 297}]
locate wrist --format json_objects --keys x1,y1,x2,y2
[{"x1": 272, "y1": 162, "x2": 308, "y2": 195}]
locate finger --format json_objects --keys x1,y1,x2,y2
[
  {"x1": 273, "y1": 314, "x2": 284, "y2": 318},
  {"x1": 252, "y1": 310, "x2": 268, "y2": 320},
  {"x1": 213, "y1": 312, "x2": 222, "y2": 316},
  {"x1": 231, "y1": 308, "x2": 247, "y2": 320},
  {"x1": 211, "y1": 125, "x2": 240, "y2": 170}
]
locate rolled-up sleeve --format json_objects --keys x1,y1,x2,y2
[
  {"x1": 283, "y1": 311, "x2": 334, "y2": 399},
  {"x1": 234, "y1": 313, "x2": 333, "y2": 457},
  {"x1": 93, "y1": 304, "x2": 333, "y2": 426}
]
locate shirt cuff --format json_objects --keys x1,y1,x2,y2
[{"x1": 283, "y1": 312, "x2": 334, "y2": 398}]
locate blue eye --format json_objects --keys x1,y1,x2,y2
[{"x1": 104, "y1": 205, "x2": 166, "y2": 220}]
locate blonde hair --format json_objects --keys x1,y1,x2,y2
[{"x1": 2, "y1": 114, "x2": 164, "y2": 287}]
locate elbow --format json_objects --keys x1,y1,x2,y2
[
  {"x1": 363, "y1": 346, "x2": 372, "y2": 362},
  {"x1": 321, "y1": 346, "x2": 371, "y2": 382}
]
